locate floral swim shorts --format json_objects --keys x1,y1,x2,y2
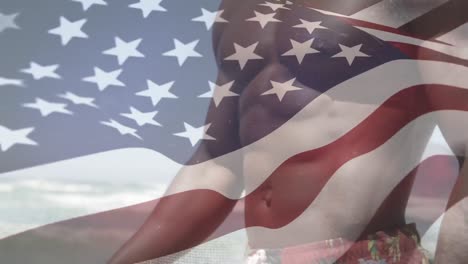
[{"x1": 245, "y1": 223, "x2": 431, "y2": 264}]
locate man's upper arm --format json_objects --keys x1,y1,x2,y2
[
  {"x1": 426, "y1": 85, "x2": 468, "y2": 207},
  {"x1": 422, "y1": 17, "x2": 468, "y2": 204}
]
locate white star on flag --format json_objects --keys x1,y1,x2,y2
[
  {"x1": 23, "y1": 98, "x2": 73, "y2": 117},
  {"x1": 246, "y1": 11, "x2": 281, "y2": 28},
  {"x1": 101, "y1": 119, "x2": 142, "y2": 140},
  {"x1": 82, "y1": 67, "x2": 125, "y2": 91},
  {"x1": 282, "y1": 38, "x2": 319, "y2": 64},
  {"x1": 121, "y1": 107, "x2": 161, "y2": 127},
  {"x1": 136, "y1": 80, "x2": 177, "y2": 106},
  {"x1": 192, "y1": 8, "x2": 228, "y2": 30},
  {"x1": 103, "y1": 37, "x2": 144, "y2": 65},
  {"x1": 21, "y1": 62, "x2": 61, "y2": 80},
  {"x1": 0, "y1": 12, "x2": 20, "y2": 33},
  {"x1": 58, "y1": 92, "x2": 97, "y2": 108},
  {"x1": 224, "y1": 42, "x2": 263, "y2": 70},
  {"x1": 259, "y1": 1, "x2": 290, "y2": 11},
  {"x1": 198, "y1": 81, "x2": 238, "y2": 107},
  {"x1": 71, "y1": 0, "x2": 107, "y2": 11},
  {"x1": 163, "y1": 39, "x2": 203, "y2": 66},
  {"x1": 0, "y1": 77, "x2": 23, "y2": 87},
  {"x1": 0, "y1": 125, "x2": 37, "y2": 152},
  {"x1": 293, "y1": 19, "x2": 326, "y2": 34},
  {"x1": 48, "y1": 16, "x2": 88, "y2": 46},
  {"x1": 262, "y1": 77, "x2": 302, "y2": 101},
  {"x1": 332, "y1": 43, "x2": 370, "y2": 65},
  {"x1": 174, "y1": 122, "x2": 216, "y2": 146},
  {"x1": 129, "y1": 0, "x2": 167, "y2": 18}
]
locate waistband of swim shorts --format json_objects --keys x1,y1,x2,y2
[{"x1": 246, "y1": 223, "x2": 431, "y2": 264}]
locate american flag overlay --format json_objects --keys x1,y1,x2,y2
[{"x1": 0, "y1": 0, "x2": 467, "y2": 263}]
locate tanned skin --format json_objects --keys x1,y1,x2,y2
[{"x1": 109, "y1": 1, "x2": 467, "y2": 263}]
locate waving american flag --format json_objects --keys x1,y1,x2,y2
[{"x1": 0, "y1": 0, "x2": 467, "y2": 263}]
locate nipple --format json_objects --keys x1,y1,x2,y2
[{"x1": 263, "y1": 187, "x2": 273, "y2": 207}]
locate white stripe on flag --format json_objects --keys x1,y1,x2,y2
[
  {"x1": 437, "y1": 22, "x2": 468, "y2": 46},
  {"x1": 351, "y1": 0, "x2": 450, "y2": 28},
  {"x1": 0, "y1": 148, "x2": 182, "y2": 184},
  {"x1": 0, "y1": 149, "x2": 182, "y2": 239},
  {"x1": 306, "y1": 7, "x2": 349, "y2": 18}
]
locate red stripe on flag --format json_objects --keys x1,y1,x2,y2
[
  {"x1": 390, "y1": 42, "x2": 468, "y2": 67},
  {"x1": 398, "y1": 0, "x2": 468, "y2": 40}
]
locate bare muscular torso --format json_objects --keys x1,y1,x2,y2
[{"x1": 213, "y1": 0, "x2": 435, "y2": 248}]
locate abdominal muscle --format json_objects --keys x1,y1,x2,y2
[
  {"x1": 243, "y1": 150, "x2": 413, "y2": 248},
  {"x1": 240, "y1": 98, "x2": 428, "y2": 248}
]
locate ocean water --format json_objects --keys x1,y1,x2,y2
[
  {"x1": 0, "y1": 177, "x2": 249, "y2": 263},
  {"x1": 0, "y1": 178, "x2": 166, "y2": 238}
]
